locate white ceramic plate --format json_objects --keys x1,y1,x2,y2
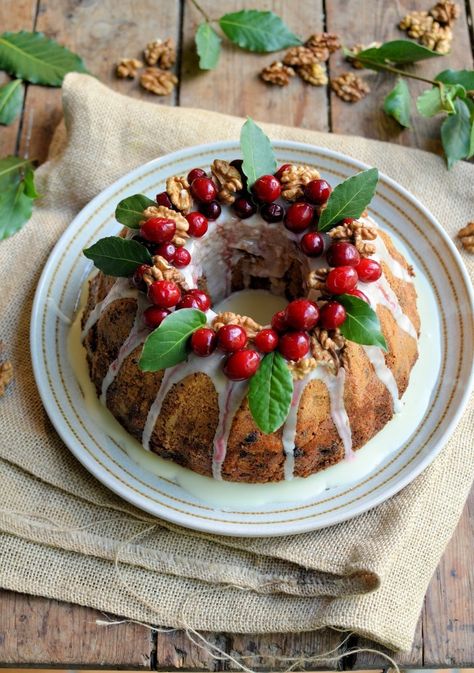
[{"x1": 31, "y1": 141, "x2": 474, "y2": 536}]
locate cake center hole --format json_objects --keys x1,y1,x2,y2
[{"x1": 214, "y1": 289, "x2": 288, "y2": 325}]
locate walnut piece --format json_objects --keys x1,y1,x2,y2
[
  {"x1": 211, "y1": 159, "x2": 243, "y2": 205},
  {"x1": 330, "y1": 72, "x2": 370, "y2": 102},
  {"x1": 212, "y1": 312, "x2": 262, "y2": 339},
  {"x1": 429, "y1": 0, "x2": 460, "y2": 26},
  {"x1": 420, "y1": 24, "x2": 453, "y2": 54},
  {"x1": 399, "y1": 10, "x2": 434, "y2": 37},
  {"x1": 311, "y1": 327, "x2": 346, "y2": 373},
  {"x1": 297, "y1": 62, "x2": 328, "y2": 86},
  {"x1": 279, "y1": 164, "x2": 321, "y2": 201},
  {"x1": 116, "y1": 58, "x2": 143, "y2": 79},
  {"x1": 260, "y1": 61, "x2": 295, "y2": 86},
  {"x1": 0, "y1": 360, "x2": 13, "y2": 397},
  {"x1": 307, "y1": 267, "x2": 329, "y2": 293},
  {"x1": 458, "y1": 222, "x2": 474, "y2": 252},
  {"x1": 142, "y1": 204, "x2": 189, "y2": 246},
  {"x1": 144, "y1": 38, "x2": 176, "y2": 69},
  {"x1": 305, "y1": 32, "x2": 341, "y2": 59},
  {"x1": 143, "y1": 255, "x2": 189, "y2": 290},
  {"x1": 283, "y1": 46, "x2": 319, "y2": 66},
  {"x1": 139, "y1": 67, "x2": 177, "y2": 96},
  {"x1": 287, "y1": 357, "x2": 320, "y2": 380},
  {"x1": 328, "y1": 218, "x2": 377, "y2": 257},
  {"x1": 166, "y1": 176, "x2": 191, "y2": 212}
]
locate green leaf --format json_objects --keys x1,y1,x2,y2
[
  {"x1": 0, "y1": 155, "x2": 32, "y2": 189},
  {"x1": 0, "y1": 79, "x2": 24, "y2": 125},
  {"x1": 115, "y1": 194, "x2": 156, "y2": 228},
  {"x1": 441, "y1": 98, "x2": 472, "y2": 168},
  {"x1": 468, "y1": 121, "x2": 474, "y2": 159},
  {"x1": 338, "y1": 294, "x2": 387, "y2": 350},
  {"x1": 417, "y1": 83, "x2": 465, "y2": 117},
  {"x1": 22, "y1": 167, "x2": 39, "y2": 199},
  {"x1": 318, "y1": 167, "x2": 379, "y2": 232},
  {"x1": 351, "y1": 40, "x2": 440, "y2": 69},
  {"x1": 195, "y1": 22, "x2": 221, "y2": 70},
  {"x1": 83, "y1": 236, "x2": 152, "y2": 276},
  {"x1": 240, "y1": 117, "x2": 277, "y2": 187},
  {"x1": 0, "y1": 31, "x2": 87, "y2": 86},
  {"x1": 383, "y1": 78, "x2": 411, "y2": 127},
  {"x1": 436, "y1": 69, "x2": 474, "y2": 90},
  {"x1": 219, "y1": 10, "x2": 301, "y2": 53},
  {"x1": 0, "y1": 180, "x2": 34, "y2": 240},
  {"x1": 248, "y1": 351, "x2": 293, "y2": 434},
  {"x1": 139, "y1": 308, "x2": 207, "y2": 372}
]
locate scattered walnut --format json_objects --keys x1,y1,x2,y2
[
  {"x1": 144, "y1": 38, "x2": 176, "y2": 69},
  {"x1": 139, "y1": 67, "x2": 177, "y2": 95},
  {"x1": 211, "y1": 160, "x2": 243, "y2": 205},
  {"x1": 330, "y1": 72, "x2": 370, "y2": 102},
  {"x1": 420, "y1": 24, "x2": 453, "y2": 54},
  {"x1": 399, "y1": 10, "x2": 434, "y2": 38},
  {"x1": 142, "y1": 204, "x2": 189, "y2": 246},
  {"x1": 260, "y1": 61, "x2": 295, "y2": 86},
  {"x1": 458, "y1": 222, "x2": 474, "y2": 252},
  {"x1": 429, "y1": 0, "x2": 460, "y2": 26},
  {"x1": 305, "y1": 32, "x2": 341, "y2": 58},
  {"x1": 116, "y1": 58, "x2": 143, "y2": 79},
  {"x1": 212, "y1": 312, "x2": 262, "y2": 339},
  {"x1": 0, "y1": 360, "x2": 13, "y2": 397},
  {"x1": 279, "y1": 164, "x2": 321, "y2": 202},
  {"x1": 283, "y1": 46, "x2": 319, "y2": 66},
  {"x1": 166, "y1": 176, "x2": 191, "y2": 212},
  {"x1": 297, "y1": 62, "x2": 328, "y2": 86},
  {"x1": 143, "y1": 255, "x2": 189, "y2": 290}
]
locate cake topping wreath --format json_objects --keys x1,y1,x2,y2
[{"x1": 83, "y1": 118, "x2": 388, "y2": 435}]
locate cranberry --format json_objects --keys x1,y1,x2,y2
[
  {"x1": 187, "y1": 167, "x2": 206, "y2": 184},
  {"x1": 186, "y1": 211, "x2": 208, "y2": 237},
  {"x1": 284, "y1": 202, "x2": 314, "y2": 233},
  {"x1": 217, "y1": 324, "x2": 247, "y2": 352},
  {"x1": 132, "y1": 263, "x2": 152, "y2": 290},
  {"x1": 346, "y1": 288, "x2": 370, "y2": 303},
  {"x1": 260, "y1": 202, "x2": 284, "y2": 223},
  {"x1": 198, "y1": 200, "x2": 221, "y2": 220},
  {"x1": 233, "y1": 196, "x2": 256, "y2": 219},
  {"x1": 326, "y1": 266, "x2": 358, "y2": 294},
  {"x1": 255, "y1": 328, "x2": 279, "y2": 353},
  {"x1": 275, "y1": 163, "x2": 291, "y2": 180},
  {"x1": 190, "y1": 176, "x2": 217, "y2": 203},
  {"x1": 174, "y1": 246, "x2": 191, "y2": 268},
  {"x1": 191, "y1": 327, "x2": 217, "y2": 357},
  {"x1": 154, "y1": 242, "x2": 176, "y2": 262},
  {"x1": 326, "y1": 241, "x2": 360, "y2": 267},
  {"x1": 188, "y1": 289, "x2": 211, "y2": 311},
  {"x1": 155, "y1": 191, "x2": 174, "y2": 209},
  {"x1": 176, "y1": 294, "x2": 202, "y2": 309},
  {"x1": 319, "y1": 301, "x2": 346, "y2": 330},
  {"x1": 285, "y1": 299, "x2": 319, "y2": 330},
  {"x1": 271, "y1": 309, "x2": 288, "y2": 333},
  {"x1": 253, "y1": 174, "x2": 281, "y2": 202},
  {"x1": 148, "y1": 280, "x2": 181, "y2": 308},
  {"x1": 223, "y1": 350, "x2": 260, "y2": 380},
  {"x1": 304, "y1": 179, "x2": 332, "y2": 205},
  {"x1": 278, "y1": 331, "x2": 310, "y2": 361},
  {"x1": 300, "y1": 231, "x2": 324, "y2": 257},
  {"x1": 355, "y1": 257, "x2": 382, "y2": 283},
  {"x1": 140, "y1": 217, "x2": 176, "y2": 244},
  {"x1": 143, "y1": 306, "x2": 170, "y2": 329}
]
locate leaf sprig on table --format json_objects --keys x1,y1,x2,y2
[
  {"x1": 344, "y1": 40, "x2": 474, "y2": 168},
  {"x1": 191, "y1": 0, "x2": 301, "y2": 70}
]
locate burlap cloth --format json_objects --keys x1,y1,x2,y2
[{"x1": 0, "y1": 73, "x2": 473, "y2": 654}]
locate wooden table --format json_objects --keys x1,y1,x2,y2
[{"x1": 1, "y1": 0, "x2": 473, "y2": 668}]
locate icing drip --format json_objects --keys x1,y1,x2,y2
[
  {"x1": 212, "y1": 380, "x2": 247, "y2": 480},
  {"x1": 100, "y1": 294, "x2": 150, "y2": 404},
  {"x1": 281, "y1": 380, "x2": 304, "y2": 481},
  {"x1": 319, "y1": 367, "x2": 354, "y2": 460},
  {"x1": 362, "y1": 216, "x2": 414, "y2": 284},
  {"x1": 81, "y1": 277, "x2": 137, "y2": 341},
  {"x1": 361, "y1": 275, "x2": 418, "y2": 340},
  {"x1": 141, "y1": 362, "x2": 185, "y2": 451},
  {"x1": 363, "y1": 345, "x2": 401, "y2": 413}
]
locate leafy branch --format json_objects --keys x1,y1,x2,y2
[
  {"x1": 344, "y1": 40, "x2": 474, "y2": 168},
  {"x1": 190, "y1": 0, "x2": 301, "y2": 70}
]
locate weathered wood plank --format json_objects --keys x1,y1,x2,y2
[
  {"x1": 180, "y1": 0, "x2": 328, "y2": 131},
  {"x1": 155, "y1": 630, "x2": 226, "y2": 671},
  {"x1": 0, "y1": 0, "x2": 37, "y2": 157},
  {"x1": 351, "y1": 618, "x2": 423, "y2": 669},
  {"x1": 0, "y1": 590, "x2": 152, "y2": 668},
  {"x1": 326, "y1": 0, "x2": 474, "y2": 154},
  {"x1": 18, "y1": 0, "x2": 181, "y2": 162},
  {"x1": 423, "y1": 489, "x2": 474, "y2": 667}
]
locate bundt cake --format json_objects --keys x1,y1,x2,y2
[{"x1": 81, "y1": 124, "x2": 419, "y2": 484}]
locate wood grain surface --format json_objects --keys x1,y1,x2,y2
[{"x1": 0, "y1": 0, "x2": 472, "y2": 668}]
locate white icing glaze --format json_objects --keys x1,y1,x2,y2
[
  {"x1": 100, "y1": 293, "x2": 150, "y2": 404},
  {"x1": 361, "y1": 274, "x2": 418, "y2": 340},
  {"x1": 318, "y1": 367, "x2": 354, "y2": 460},
  {"x1": 80, "y1": 277, "x2": 137, "y2": 341},
  {"x1": 212, "y1": 379, "x2": 247, "y2": 480},
  {"x1": 362, "y1": 215, "x2": 414, "y2": 284},
  {"x1": 363, "y1": 345, "x2": 401, "y2": 413}
]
